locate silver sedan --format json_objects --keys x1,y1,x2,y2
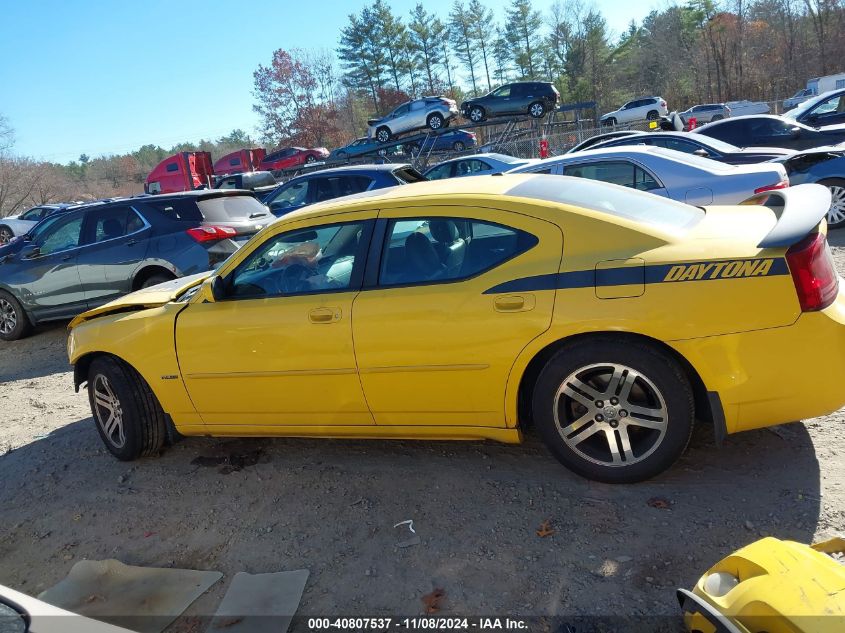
[{"x1": 507, "y1": 146, "x2": 789, "y2": 205}]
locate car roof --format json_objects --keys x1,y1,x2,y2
[
  {"x1": 287, "y1": 163, "x2": 411, "y2": 179},
  {"x1": 276, "y1": 173, "x2": 697, "y2": 234}
]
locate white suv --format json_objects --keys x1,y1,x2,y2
[
  {"x1": 367, "y1": 97, "x2": 459, "y2": 143},
  {"x1": 601, "y1": 97, "x2": 668, "y2": 126}
]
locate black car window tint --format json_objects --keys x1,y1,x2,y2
[
  {"x1": 229, "y1": 158, "x2": 241, "y2": 166},
  {"x1": 426, "y1": 164, "x2": 453, "y2": 180},
  {"x1": 492, "y1": 86, "x2": 511, "y2": 97},
  {"x1": 91, "y1": 207, "x2": 133, "y2": 242},
  {"x1": 379, "y1": 217, "x2": 537, "y2": 286},
  {"x1": 564, "y1": 161, "x2": 637, "y2": 188},
  {"x1": 144, "y1": 199, "x2": 203, "y2": 221},
  {"x1": 39, "y1": 215, "x2": 83, "y2": 255},
  {"x1": 165, "y1": 163, "x2": 179, "y2": 172}
]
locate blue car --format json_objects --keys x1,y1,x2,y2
[
  {"x1": 328, "y1": 138, "x2": 405, "y2": 161},
  {"x1": 776, "y1": 146, "x2": 845, "y2": 228},
  {"x1": 262, "y1": 164, "x2": 426, "y2": 217},
  {"x1": 406, "y1": 130, "x2": 477, "y2": 153}
]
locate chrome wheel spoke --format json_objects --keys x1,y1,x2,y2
[
  {"x1": 616, "y1": 427, "x2": 636, "y2": 462},
  {"x1": 93, "y1": 374, "x2": 125, "y2": 449},
  {"x1": 626, "y1": 404, "x2": 666, "y2": 424}
]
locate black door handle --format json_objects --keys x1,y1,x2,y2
[
  {"x1": 61, "y1": 254, "x2": 73, "y2": 261},
  {"x1": 126, "y1": 240, "x2": 137, "y2": 246}
]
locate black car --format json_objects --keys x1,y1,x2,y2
[
  {"x1": 263, "y1": 164, "x2": 425, "y2": 217},
  {"x1": 692, "y1": 115, "x2": 845, "y2": 150},
  {"x1": 567, "y1": 131, "x2": 646, "y2": 153},
  {"x1": 460, "y1": 82, "x2": 559, "y2": 123},
  {"x1": 783, "y1": 89, "x2": 845, "y2": 128},
  {"x1": 580, "y1": 130, "x2": 792, "y2": 164},
  {"x1": 0, "y1": 190, "x2": 272, "y2": 341}
]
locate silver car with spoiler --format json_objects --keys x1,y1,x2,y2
[{"x1": 507, "y1": 146, "x2": 790, "y2": 206}]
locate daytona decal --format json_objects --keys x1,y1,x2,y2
[{"x1": 483, "y1": 258, "x2": 788, "y2": 294}]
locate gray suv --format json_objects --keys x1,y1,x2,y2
[
  {"x1": 0, "y1": 191, "x2": 272, "y2": 340},
  {"x1": 460, "y1": 82, "x2": 560, "y2": 122},
  {"x1": 367, "y1": 96, "x2": 459, "y2": 143}
]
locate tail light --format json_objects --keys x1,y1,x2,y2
[
  {"x1": 660, "y1": 100, "x2": 666, "y2": 108},
  {"x1": 187, "y1": 225, "x2": 238, "y2": 243},
  {"x1": 754, "y1": 180, "x2": 789, "y2": 194},
  {"x1": 786, "y1": 232, "x2": 839, "y2": 311}
]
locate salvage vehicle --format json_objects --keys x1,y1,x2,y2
[
  {"x1": 262, "y1": 164, "x2": 424, "y2": 217},
  {"x1": 582, "y1": 131, "x2": 793, "y2": 165},
  {"x1": 0, "y1": 203, "x2": 72, "y2": 244},
  {"x1": 693, "y1": 115, "x2": 845, "y2": 150},
  {"x1": 259, "y1": 147, "x2": 329, "y2": 171},
  {"x1": 461, "y1": 82, "x2": 559, "y2": 123},
  {"x1": 774, "y1": 147, "x2": 845, "y2": 228},
  {"x1": 368, "y1": 96, "x2": 459, "y2": 143},
  {"x1": 678, "y1": 103, "x2": 731, "y2": 126},
  {"x1": 424, "y1": 153, "x2": 535, "y2": 179},
  {"x1": 213, "y1": 171, "x2": 278, "y2": 198},
  {"x1": 404, "y1": 129, "x2": 477, "y2": 153},
  {"x1": 144, "y1": 152, "x2": 214, "y2": 194},
  {"x1": 600, "y1": 96, "x2": 669, "y2": 125},
  {"x1": 212, "y1": 148, "x2": 266, "y2": 175},
  {"x1": 679, "y1": 536, "x2": 845, "y2": 632},
  {"x1": 328, "y1": 137, "x2": 404, "y2": 161},
  {"x1": 67, "y1": 175, "x2": 844, "y2": 484},
  {"x1": 0, "y1": 191, "x2": 272, "y2": 341},
  {"x1": 509, "y1": 146, "x2": 789, "y2": 205},
  {"x1": 783, "y1": 88, "x2": 845, "y2": 128}
]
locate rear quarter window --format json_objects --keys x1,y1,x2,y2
[
  {"x1": 197, "y1": 195, "x2": 270, "y2": 221},
  {"x1": 392, "y1": 167, "x2": 426, "y2": 184},
  {"x1": 142, "y1": 199, "x2": 203, "y2": 221}
]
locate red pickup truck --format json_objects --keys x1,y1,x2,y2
[
  {"x1": 144, "y1": 152, "x2": 215, "y2": 194},
  {"x1": 213, "y1": 148, "x2": 267, "y2": 175}
]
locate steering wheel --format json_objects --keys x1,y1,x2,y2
[{"x1": 280, "y1": 264, "x2": 312, "y2": 293}]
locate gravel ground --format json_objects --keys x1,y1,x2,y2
[{"x1": 1, "y1": 231, "x2": 845, "y2": 631}]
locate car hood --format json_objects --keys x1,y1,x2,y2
[{"x1": 68, "y1": 272, "x2": 211, "y2": 328}]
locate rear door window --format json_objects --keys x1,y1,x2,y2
[
  {"x1": 86, "y1": 205, "x2": 146, "y2": 243},
  {"x1": 564, "y1": 161, "x2": 661, "y2": 191}
]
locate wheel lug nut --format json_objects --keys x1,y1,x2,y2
[
  {"x1": 595, "y1": 414, "x2": 604, "y2": 422},
  {"x1": 619, "y1": 410, "x2": 628, "y2": 418},
  {"x1": 609, "y1": 420, "x2": 619, "y2": 428},
  {"x1": 595, "y1": 400, "x2": 604, "y2": 407},
  {"x1": 610, "y1": 398, "x2": 618, "y2": 405}
]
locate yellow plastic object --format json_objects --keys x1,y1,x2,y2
[
  {"x1": 67, "y1": 175, "x2": 845, "y2": 443},
  {"x1": 680, "y1": 537, "x2": 845, "y2": 633}
]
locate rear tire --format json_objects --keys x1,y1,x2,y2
[
  {"x1": 305, "y1": 155, "x2": 317, "y2": 164},
  {"x1": 453, "y1": 141, "x2": 466, "y2": 152},
  {"x1": 427, "y1": 113, "x2": 445, "y2": 130},
  {"x1": 376, "y1": 126, "x2": 392, "y2": 143},
  {"x1": 88, "y1": 356, "x2": 167, "y2": 461},
  {"x1": 0, "y1": 290, "x2": 33, "y2": 341},
  {"x1": 140, "y1": 273, "x2": 174, "y2": 289},
  {"x1": 529, "y1": 101, "x2": 546, "y2": 118},
  {"x1": 0, "y1": 226, "x2": 12, "y2": 244},
  {"x1": 710, "y1": 114, "x2": 723, "y2": 122},
  {"x1": 602, "y1": 117, "x2": 617, "y2": 127},
  {"x1": 646, "y1": 110, "x2": 659, "y2": 120},
  {"x1": 531, "y1": 337, "x2": 694, "y2": 483},
  {"x1": 818, "y1": 178, "x2": 845, "y2": 229},
  {"x1": 468, "y1": 106, "x2": 485, "y2": 123}
]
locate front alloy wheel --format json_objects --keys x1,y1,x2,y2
[
  {"x1": 0, "y1": 227, "x2": 12, "y2": 244},
  {"x1": 93, "y1": 374, "x2": 126, "y2": 449},
  {"x1": 0, "y1": 290, "x2": 32, "y2": 341}
]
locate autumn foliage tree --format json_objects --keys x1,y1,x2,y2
[{"x1": 252, "y1": 48, "x2": 344, "y2": 149}]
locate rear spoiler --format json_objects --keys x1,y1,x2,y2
[{"x1": 750, "y1": 184, "x2": 832, "y2": 248}]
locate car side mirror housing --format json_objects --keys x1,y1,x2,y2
[
  {"x1": 790, "y1": 126, "x2": 801, "y2": 138},
  {"x1": 210, "y1": 276, "x2": 226, "y2": 302},
  {"x1": 693, "y1": 149, "x2": 710, "y2": 157},
  {"x1": 22, "y1": 245, "x2": 41, "y2": 259}
]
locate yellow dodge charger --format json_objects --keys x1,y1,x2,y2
[{"x1": 67, "y1": 175, "x2": 845, "y2": 483}]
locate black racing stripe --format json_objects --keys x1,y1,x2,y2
[{"x1": 483, "y1": 258, "x2": 789, "y2": 295}]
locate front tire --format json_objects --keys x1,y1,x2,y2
[
  {"x1": 88, "y1": 356, "x2": 167, "y2": 461},
  {"x1": 529, "y1": 101, "x2": 546, "y2": 118},
  {"x1": 532, "y1": 337, "x2": 694, "y2": 483},
  {"x1": 427, "y1": 113, "x2": 445, "y2": 130},
  {"x1": 0, "y1": 226, "x2": 12, "y2": 244},
  {"x1": 376, "y1": 126, "x2": 392, "y2": 144},
  {"x1": 819, "y1": 178, "x2": 845, "y2": 229},
  {"x1": 0, "y1": 290, "x2": 32, "y2": 341}
]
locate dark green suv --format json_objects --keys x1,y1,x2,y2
[{"x1": 460, "y1": 82, "x2": 559, "y2": 123}]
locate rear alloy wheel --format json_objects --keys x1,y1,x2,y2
[
  {"x1": 0, "y1": 290, "x2": 32, "y2": 341},
  {"x1": 0, "y1": 226, "x2": 12, "y2": 244},
  {"x1": 602, "y1": 117, "x2": 617, "y2": 127},
  {"x1": 529, "y1": 101, "x2": 546, "y2": 118},
  {"x1": 819, "y1": 178, "x2": 845, "y2": 229},
  {"x1": 305, "y1": 155, "x2": 317, "y2": 164},
  {"x1": 453, "y1": 141, "x2": 466, "y2": 152},
  {"x1": 710, "y1": 115, "x2": 723, "y2": 122},
  {"x1": 468, "y1": 106, "x2": 485, "y2": 123},
  {"x1": 646, "y1": 110, "x2": 660, "y2": 120},
  {"x1": 532, "y1": 338, "x2": 694, "y2": 483},
  {"x1": 376, "y1": 126, "x2": 392, "y2": 144},
  {"x1": 427, "y1": 113, "x2": 445, "y2": 130},
  {"x1": 88, "y1": 356, "x2": 167, "y2": 461}
]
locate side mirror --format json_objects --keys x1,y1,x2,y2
[
  {"x1": 693, "y1": 149, "x2": 710, "y2": 158},
  {"x1": 0, "y1": 600, "x2": 28, "y2": 633},
  {"x1": 210, "y1": 276, "x2": 226, "y2": 301},
  {"x1": 790, "y1": 126, "x2": 801, "y2": 138},
  {"x1": 21, "y1": 245, "x2": 41, "y2": 259}
]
